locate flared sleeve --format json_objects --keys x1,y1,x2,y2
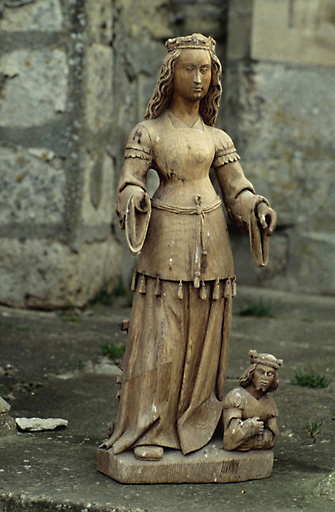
[
  {"x1": 212, "y1": 130, "x2": 272, "y2": 267},
  {"x1": 116, "y1": 123, "x2": 153, "y2": 254}
]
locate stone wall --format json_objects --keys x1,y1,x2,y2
[
  {"x1": 223, "y1": 0, "x2": 335, "y2": 295},
  {"x1": 1, "y1": 0, "x2": 334, "y2": 308},
  {"x1": 0, "y1": 0, "x2": 121, "y2": 308}
]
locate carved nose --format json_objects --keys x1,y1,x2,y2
[{"x1": 194, "y1": 71, "x2": 201, "y2": 84}]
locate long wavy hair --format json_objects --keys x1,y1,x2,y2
[
  {"x1": 239, "y1": 364, "x2": 279, "y2": 393},
  {"x1": 144, "y1": 49, "x2": 222, "y2": 127}
]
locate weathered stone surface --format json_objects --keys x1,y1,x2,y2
[
  {"x1": 231, "y1": 231, "x2": 289, "y2": 290},
  {"x1": 0, "y1": 397, "x2": 17, "y2": 437},
  {"x1": 292, "y1": 231, "x2": 335, "y2": 294},
  {"x1": 87, "y1": 0, "x2": 113, "y2": 45},
  {"x1": 97, "y1": 443, "x2": 274, "y2": 484},
  {"x1": 222, "y1": 58, "x2": 335, "y2": 292},
  {"x1": 118, "y1": 0, "x2": 171, "y2": 40},
  {"x1": 0, "y1": 0, "x2": 63, "y2": 32},
  {"x1": 314, "y1": 471, "x2": 335, "y2": 502},
  {"x1": 226, "y1": 0, "x2": 253, "y2": 60},
  {"x1": 85, "y1": 44, "x2": 113, "y2": 134},
  {"x1": 0, "y1": 397, "x2": 11, "y2": 414},
  {"x1": 0, "y1": 49, "x2": 68, "y2": 127},
  {"x1": 252, "y1": 0, "x2": 335, "y2": 67},
  {"x1": 0, "y1": 145, "x2": 66, "y2": 224},
  {"x1": 223, "y1": 62, "x2": 335, "y2": 158},
  {"x1": 81, "y1": 152, "x2": 114, "y2": 224},
  {"x1": 0, "y1": 238, "x2": 121, "y2": 309}
]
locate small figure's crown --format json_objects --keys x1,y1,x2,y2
[
  {"x1": 249, "y1": 350, "x2": 283, "y2": 369},
  {"x1": 166, "y1": 33, "x2": 216, "y2": 53}
]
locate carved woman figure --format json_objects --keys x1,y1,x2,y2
[{"x1": 102, "y1": 34, "x2": 277, "y2": 461}]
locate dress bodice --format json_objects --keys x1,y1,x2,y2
[{"x1": 151, "y1": 113, "x2": 217, "y2": 207}]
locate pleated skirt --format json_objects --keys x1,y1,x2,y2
[{"x1": 107, "y1": 275, "x2": 234, "y2": 455}]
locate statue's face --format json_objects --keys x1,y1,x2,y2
[
  {"x1": 172, "y1": 49, "x2": 211, "y2": 104},
  {"x1": 252, "y1": 364, "x2": 275, "y2": 392}
]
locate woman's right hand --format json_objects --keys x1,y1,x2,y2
[{"x1": 130, "y1": 188, "x2": 148, "y2": 213}]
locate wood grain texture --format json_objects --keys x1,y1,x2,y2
[{"x1": 97, "y1": 443, "x2": 274, "y2": 484}]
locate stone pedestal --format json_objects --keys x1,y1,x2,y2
[{"x1": 97, "y1": 442, "x2": 274, "y2": 484}]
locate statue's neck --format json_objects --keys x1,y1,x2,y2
[
  {"x1": 169, "y1": 96, "x2": 201, "y2": 127},
  {"x1": 245, "y1": 384, "x2": 264, "y2": 400}
]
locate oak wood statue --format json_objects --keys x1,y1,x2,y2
[
  {"x1": 223, "y1": 350, "x2": 283, "y2": 452},
  {"x1": 97, "y1": 34, "x2": 277, "y2": 483}
]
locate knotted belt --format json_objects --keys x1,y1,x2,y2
[{"x1": 151, "y1": 195, "x2": 222, "y2": 288}]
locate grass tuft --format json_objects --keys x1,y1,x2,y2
[
  {"x1": 100, "y1": 341, "x2": 126, "y2": 361},
  {"x1": 291, "y1": 368, "x2": 331, "y2": 389},
  {"x1": 306, "y1": 420, "x2": 323, "y2": 443},
  {"x1": 235, "y1": 299, "x2": 276, "y2": 318},
  {"x1": 57, "y1": 309, "x2": 81, "y2": 323}
]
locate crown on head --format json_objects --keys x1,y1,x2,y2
[
  {"x1": 165, "y1": 33, "x2": 216, "y2": 53},
  {"x1": 248, "y1": 350, "x2": 283, "y2": 370}
]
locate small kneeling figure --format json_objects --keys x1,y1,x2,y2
[{"x1": 223, "y1": 350, "x2": 283, "y2": 451}]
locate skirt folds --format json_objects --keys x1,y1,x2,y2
[{"x1": 109, "y1": 276, "x2": 233, "y2": 455}]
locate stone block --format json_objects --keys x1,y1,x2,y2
[
  {"x1": 231, "y1": 230, "x2": 289, "y2": 289},
  {"x1": 0, "y1": 49, "x2": 68, "y2": 127},
  {"x1": 242, "y1": 157, "x2": 335, "y2": 233},
  {"x1": 85, "y1": 44, "x2": 113, "y2": 134},
  {"x1": 227, "y1": 0, "x2": 253, "y2": 60},
  {"x1": 87, "y1": 0, "x2": 113, "y2": 45},
  {"x1": 0, "y1": 238, "x2": 121, "y2": 309},
  {"x1": 251, "y1": 0, "x2": 335, "y2": 67},
  {"x1": 81, "y1": 151, "x2": 114, "y2": 225},
  {"x1": 223, "y1": 61, "x2": 335, "y2": 229},
  {"x1": 119, "y1": 0, "x2": 171, "y2": 40},
  {"x1": 292, "y1": 231, "x2": 335, "y2": 295},
  {"x1": 0, "y1": 397, "x2": 17, "y2": 437},
  {"x1": 174, "y1": 4, "x2": 226, "y2": 39},
  {"x1": 224, "y1": 62, "x2": 335, "y2": 158},
  {"x1": 0, "y1": 145, "x2": 66, "y2": 224},
  {"x1": 97, "y1": 443, "x2": 274, "y2": 484},
  {"x1": 0, "y1": 0, "x2": 63, "y2": 32}
]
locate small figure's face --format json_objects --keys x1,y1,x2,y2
[
  {"x1": 252, "y1": 364, "x2": 275, "y2": 392},
  {"x1": 173, "y1": 49, "x2": 212, "y2": 103}
]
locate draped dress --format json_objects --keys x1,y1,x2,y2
[{"x1": 103, "y1": 110, "x2": 270, "y2": 455}]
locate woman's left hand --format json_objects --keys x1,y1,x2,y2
[{"x1": 257, "y1": 203, "x2": 277, "y2": 236}]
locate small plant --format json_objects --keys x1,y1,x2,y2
[
  {"x1": 235, "y1": 299, "x2": 276, "y2": 318},
  {"x1": 91, "y1": 281, "x2": 134, "y2": 308},
  {"x1": 291, "y1": 368, "x2": 331, "y2": 389},
  {"x1": 101, "y1": 341, "x2": 126, "y2": 361},
  {"x1": 57, "y1": 309, "x2": 81, "y2": 323},
  {"x1": 306, "y1": 420, "x2": 323, "y2": 443},
  {"x1": 68, "y1": 361, "x2": 85, "y2": 372},
  {"x1": 16, "y1": 324, "x2": 31, "y2": 331}
]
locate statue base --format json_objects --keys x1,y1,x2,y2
[{"x1": 96, "y1": 442, "x2": 274, "y2": 484}]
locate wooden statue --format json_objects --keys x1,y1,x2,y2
[
  {"x1": 97, "y1": 34, "x2": 277, "y2": 482},
  {"x1": 223, "y1": 350, "x2": 283, "y2": 452}
]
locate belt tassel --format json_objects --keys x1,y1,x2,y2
[
  {"x1": 155, "y1": 276, "x2": 161, "y2": 296},
  {"x1": 213, "y1": 278, "x2": 220, "y2": 300},
  {"x1": 177, "y1": 280, "x2": 183, "y2": 300},
  {"x1": 138, "y1": 274, "x2": 146, "y2": 294},
  {"x1": 200, "y1": 281, "x2": 207, "y2": 300}
]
